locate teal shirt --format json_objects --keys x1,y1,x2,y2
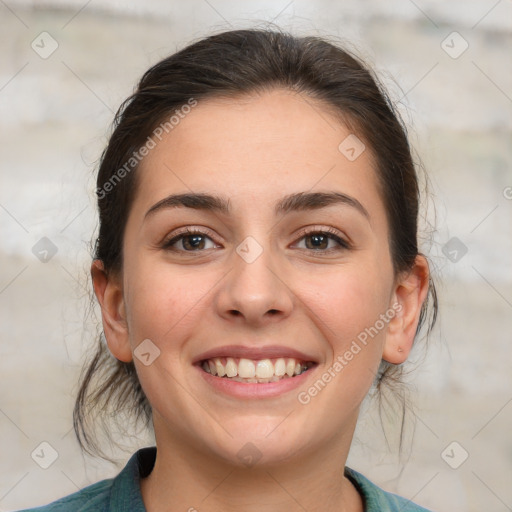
[{"x1": 18, "y1": 446, "x2": 432, "y2": 511}]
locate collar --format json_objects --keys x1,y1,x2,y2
[{"x1": 108, "y1": 447, "x2": 427, "y2": 511}]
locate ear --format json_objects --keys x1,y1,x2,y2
[
  {"x1": 91, "y1": 259, "x2": 133, "y2": 363},
  {"x1": 382, "y1": 255, "x2": 430, "y2": 364}
]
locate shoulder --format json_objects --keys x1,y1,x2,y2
[
  {"x1": 345, "y1": 467, "x2": 434, "y2": 512},
  {"x1": 14, "y1": 478, "x2": 113, "y2": 512},
  {"x1": 14, "y1": 446, "x2": 156, "y2": 512}
]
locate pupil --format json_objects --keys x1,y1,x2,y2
[
  {"x1": 307, "y1": 234, "x2": 327, "y2": 250},
  {"x1": 185, "y1": 235, "x2": 204, "y2": 250}
]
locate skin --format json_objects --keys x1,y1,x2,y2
[{"x1": 92, "y1": 88, "x2": 429, "y2": 512}]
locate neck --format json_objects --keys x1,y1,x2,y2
[{"x1": 140, "y1": 417, "x2": 363, "y2": 512}]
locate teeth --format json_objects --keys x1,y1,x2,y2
[
  {"x1": 255, "y1": 359, "x2": 274, "y2": 379},
  {"x1": 215, "y1": 358, "x2": 226, "y2": 377},
  {"x1": 286, "y1": 359, "x2": 296, "y2": 377},
  {"x1": 200, "y1": 356, "x2": 312, "y2": 382},
  {"x1": 274, "y1": 358, "x2": 286, "y2": 376},
  {"x1": 225, "y1": 357, "x2": 237, "y2": 377},
  {"x1": 238, "y1": 358, "x2": 256, "y2": 378}
]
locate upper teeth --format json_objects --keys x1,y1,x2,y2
[{"x1": 202, "y1": 357, "x2": 310, "y2": 380}]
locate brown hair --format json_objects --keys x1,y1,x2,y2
[{"x1": 75, "y1": 28, "x2": 437, "y2": 458}]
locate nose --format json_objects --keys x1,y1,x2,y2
[{"x1": 214, "y1": 237, "x2": 294, "y2": 327}]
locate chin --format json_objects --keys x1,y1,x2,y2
[{"x1": 205, "y1": 418, "x2": 308, "y2": 468}]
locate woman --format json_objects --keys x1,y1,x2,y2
[{"x1": 20, "y1": 28, "x2": 437, "y2": 511}]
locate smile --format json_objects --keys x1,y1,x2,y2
[{"x1": 200, "y1": 357, "x2": 314, "y2": 383}]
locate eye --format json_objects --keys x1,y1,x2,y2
[
  {"x1": 161, "y1": 227, "x2": 350, "y2": 254},
  {"x1": 294, "y1": 227, "x2": 350, "y2": 252},
  {"x1": 162, "y1": 228, "x2": 219, "y2": 252}
]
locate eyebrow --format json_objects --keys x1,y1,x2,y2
[{"x1": 144, "y1": 191, "x2": 370, "y2": 220}]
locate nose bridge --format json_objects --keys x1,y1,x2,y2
[{"x1": 217, "y1": 233, "x2": 293, "y2": 324}]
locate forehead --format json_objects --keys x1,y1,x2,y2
[{"x1": 132, "y1": 89, "x2": 386, "y2": 224}]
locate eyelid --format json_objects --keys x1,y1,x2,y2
[
  {"x1": 161, "y1": 226, "x2": 220, "y2": 248},
  {"x1": 292, "y1": 225, "x2": 351, "y2": 249}
]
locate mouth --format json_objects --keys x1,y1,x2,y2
[
  {"x1": 193, "y1": 345, "x2": 319, "y2": 398},
  {"x1": 199, "y1": 356, "x2": 316, "y2": 384}
]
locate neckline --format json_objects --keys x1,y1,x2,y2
[{"x1": 127, "y1": 447, "x2": 371, "y2": 511}]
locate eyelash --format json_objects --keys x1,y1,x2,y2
[{"x1": 161, "y1": 226, "x2": 351, "y2": 254}]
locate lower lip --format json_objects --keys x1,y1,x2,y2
[{"x1": 195, "y1": 364, "x2": 317, "y2": 399}]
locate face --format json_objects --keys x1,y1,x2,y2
[{"x1": 95, "y1": 88, "x2": 425, "y2": 467}]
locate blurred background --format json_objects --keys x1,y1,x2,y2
[{"x1": 1, "y1": 1, "x2": 511, "y2": 511}]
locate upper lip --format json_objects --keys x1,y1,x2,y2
[{"x1": 193, "y1": 345, "x2": 318, "y2": 364}]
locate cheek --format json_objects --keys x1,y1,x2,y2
[
  {"x1": 123, "y1": 257, "x2": 215, "y2": 346},
  {"x1": 296, "y1": 270, "x2": 392, "y2": 412},
  {"x1": 303, "y1": 264, "x2": 391, "y2": 345}
]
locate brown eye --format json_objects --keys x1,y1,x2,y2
[
  {"x1": 295, "y1": 229, "x2": 350, "y2": 252},
  {"x1": 162, "y1": 229, "x2": 218, "y2": 252},
  {"x1": 179, "y1": 234, "x2": 208, "y2": 250},
  {"x1": 304, "y1": 233, "x2": 330, "y2": 250}
]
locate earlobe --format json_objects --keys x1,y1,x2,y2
[
  {"x1": 91, "y1": 259, "x2": 133, "y2": 363},
  {"x1": 382, "y1": 255, "x2": 430, "y2": 365}
]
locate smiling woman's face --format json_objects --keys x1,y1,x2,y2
[{"x1": 95, "y1": 88, "x2": 422, "y2": 467}]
